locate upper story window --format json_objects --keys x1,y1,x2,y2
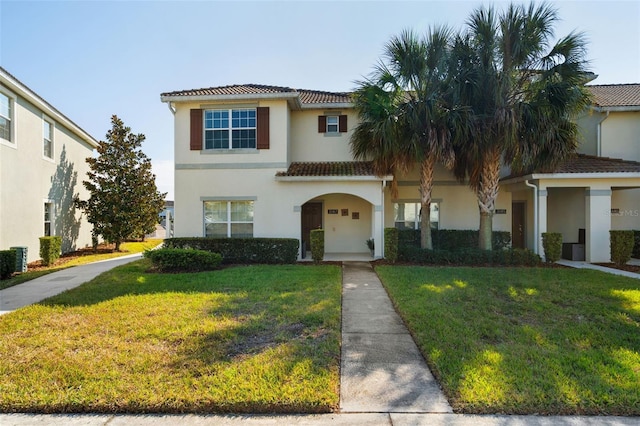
[
  {"x1": 318, "y1": 114, "x2": 347, "y2": 134},
  {"x1": 191, "y1": 107, "x2": 269, "y2": 151},
  {"x1": 0, "y1": 92, "x2": 13, "y2": 143},
  {"x1": 43, "y1": 118, "x2": 53, "y2": 159},
  {"x1": 204, "y1": 108, "x2": 256, "y2": 149}
]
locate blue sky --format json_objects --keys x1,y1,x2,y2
[{"x1": 2, "y1": 0, "x2": 639, "y2": 200}]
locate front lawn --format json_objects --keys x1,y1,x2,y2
[
  {"x1": 0, "y1": 261, "x2": 341, "y2": 413},
  {"x1": 376, "y1": 266, "x2": 640, "y2": 415}
]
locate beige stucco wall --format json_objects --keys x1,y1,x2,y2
[
  {"x1": 0, "y1": 87, "x2": 94, "y2": 262},
  {"x1": 576, "y1": 110, "x2": 601, "y2": 156},
  {"x1": 600, "y1": 111, "x2": 640, "y2": 161},
  {"x1": 547, "y1": 187, "x2": 586, "y2": 243},
  {"x1": 611, "y1": 188, "x2": 640, "y2": 230},
  {"x1": 289, "y1": 109, "x2": 357, "y2": 162}
]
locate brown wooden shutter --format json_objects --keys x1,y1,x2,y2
[
  {"x1": 256, "y1": 107, "x2": 270, "y2": 149},
  {"x1": 190, "y1": 109, "x2": 203, "y2": 150},
  {"x1": 318, "y1": 115, "x2": 327, "y2": 133},
  {"x1": 339, "y1": 115, "x2": 347, "y2": 133}
]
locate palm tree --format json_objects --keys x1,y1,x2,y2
[
  {"x1": 450, "y1": 2, "x2": 592, "y2": 250},
  {"x1": 351, "y1": 28, "x2": 455, "y2": 249}
]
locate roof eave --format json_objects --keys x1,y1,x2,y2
[
  {"x1": 0, "y1": 68, "x2": 99, "y2": 148},
  {"x1": 275, "y1": 175, "x2": 392, "y2": 182},
  {"x1": 591, "y1": 105, "x2": 640, "y2": 112},
  {"x1": 502, "y1": 172, "x2": 640, "y2": 185}
]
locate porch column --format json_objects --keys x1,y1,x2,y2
[
  {"x1": 538, "y1": 189, "x2": 548, "y2": 259},
  {"x1": 374, "y1": 204, "x2": 383, "y2": 258},
  {"x1": 585, "y1": 188, "x2": 611, "y2": 263}
]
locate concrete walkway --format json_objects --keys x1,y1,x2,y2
[
  {"x1": 340, "y1": 261, "x2": 451, "y2": 413},
  {"x1": 0, "y1": 253, "x2": 142, "y2": 315},
  {"x1": 558, "y1": 258, "x2": 640, "y2": 279}
]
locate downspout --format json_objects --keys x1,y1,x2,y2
[
  {"x1": 596, "y1": 110, "x2": 609, "y2": 157},
  {"x1": 380, "y1": 179, "x2": 386, "y2": 259},
  {"x1": 524, "y1": 180, "x2": 538, "y2": 255},
  {"x1": 167, "y1": 102, "x2": 176, "y2": 115}
]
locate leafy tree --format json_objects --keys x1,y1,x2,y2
[
  {"x1": 76, "y1": 115, "x2": 166, "y2": 251},
  {"x1": 351, "y1": 28, "x2": 458, "y2": 249},
  {"x1": 450, "y1": 2, "x2": 592, "y2": 249}
]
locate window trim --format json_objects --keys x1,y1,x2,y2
[
  {"x1": 0, "y1": 88, "x2": 17, "y2": 148},
  {"x1": 42, "y1": 115, "x2": 54, "y2": 160},
  {"x1": 326, "y1": 115, "x2": 339, "y2": 133},
  {"x1": 203, "y1": 199, "x2": 255, "y2": 238},
  {"x1": 203, "y1": 107, "x2": 257, "y2": 150}
]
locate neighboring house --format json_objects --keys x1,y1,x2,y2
[
  {"x1": 0, "y1": 67, "x2": 98, "y2": 262},
  {"x1": 161, "y1": 83, "x2": 640, "y2": 262}
]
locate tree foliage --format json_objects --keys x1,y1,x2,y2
[{"x1": 76, "y1": 115, "x2": 166, "y2": 251}]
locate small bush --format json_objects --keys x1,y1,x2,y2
[
  {"x1": 610, "y1": 230, "x2": 634, "y2": 267},
  {"x1": 541, "y1": 232, "x2": 562, "y2": 263},
  {"x1": 164, "y1": 238, "x2": 299, "y2": 264},
  {"x1": 632, "y1": 230, "x2": 640, "y2": 259},
  {"x1": 310, "y1": 229, "x2": 324, "y2": 263},
  {"x1": 398, "y1": 229, "x2": 511, "y2": 250},
  {"x1": 39, "y1": 236, "x2": 62, "y2": 266},
  {"x1": 0, "y1": 249, "x2": 16, "y2": 280},
  {"x1": 385, "y1": 228, "x2": 398, "y2": 263},
  {"x1": 144, "y1": 248, "x2": 222, "y2": 272}
]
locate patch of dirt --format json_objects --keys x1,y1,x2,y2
[
  {"x1": 594, "y1": 262, "x2": 640, "y2": 274},
  {"x1": 25, "y1": 243, "x2": 126, "y2": 272}
]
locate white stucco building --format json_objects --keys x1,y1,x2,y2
[
  {"x1": 0, "y1": 67, "x2": 98, "y2": 262},
  {"x1": 161, "y1": 83, "x2": 640, "y2": 262}
]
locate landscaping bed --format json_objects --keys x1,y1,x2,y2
[
  {"x1": 376, "y1": 266, "x2": 640, "y2": 415},
  {"x1": 0, "y1": 261, "x2": 342, "y2": 413}
]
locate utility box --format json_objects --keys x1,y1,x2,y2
[{"x1": 10, "y1": 246, "x2": 28, "y2": 273}]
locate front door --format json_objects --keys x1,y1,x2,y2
[
  {"x1": 511, "y1": 201, "x2": 526, "y2": 249},
  {"x1": 302, "y1": 202, "x2": 323, "y2": 251}
]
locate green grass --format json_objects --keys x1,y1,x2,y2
[
  {"x1": 376, "y1": 266, "x2": 640, "y2": 415},
  {"x1": 0, "y1": 239, "x2": 163, "y2": 290},
  {"x1": 0, "y1": 261, "x2": 342, "y2": 413}
]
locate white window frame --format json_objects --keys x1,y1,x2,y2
[
  {"x1": 203, "y1": 200, "x2": 254, "y2": 238},
  {"x1": 204, "y1": 108, "x2": 257, "y2": 150},
  {"x1": 0, "y1": 88, "x2": 17, "y2": 148},
  {"x1": 43, "y1": 115, "x2": 54, "y2": 160},
  {"x1": 44, "y1": 201, "x2": 55, "y2": 237},
  {"x1": 326, "y1": 115, "x2": 339, "y2": 133},
  {"x1": 393, "y1": 200, "x2": 440, "y2": 230}
]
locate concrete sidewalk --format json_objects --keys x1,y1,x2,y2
[{"x1": 0, "y1": 253, "x2": 142, "y2": 315}]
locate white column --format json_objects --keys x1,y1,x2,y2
[
  {"x1": 585, "y1": 188, "x2": 611, "y2": 263},
  {"x1": 538, "y1": 189, "x2": 548, "y2": 259},
  {"x1": 374, "y1": 204, "x2": 383, "y2": 258}
]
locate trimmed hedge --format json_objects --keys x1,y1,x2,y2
[
  {"x1": 39, "y1": 236, "x2": 62, "y2": 266},
  {"x1": 610, "y1": 230, "x2": 634, "y2": 267},
  {"x1": 0, "y1": 249, "x2": 16, "y2": 280},
  {"x1": 398, "y1": 246, "x2": 541, "y2": 266},
  {"x1": 541, "y1": 232, "x2": 562, "y2": 263},
  {"x1": 633, "y1": 230, "x2": 640, "y2": 259},
  {"x1": 310, "y1": 229, "x2": 324, "y2": 263},
  {"x1": 398, "y1": 229, "x2": 511, "y2": 251},
  {"x1": 384, "y1": 227, "x2": 398, "y2": 263},
  {"x1": 164, "y1": 238, "x2": 299, "y2": 264},
  {"x1": 143, "y1": 248, "x2": 222, "y2": 272}
]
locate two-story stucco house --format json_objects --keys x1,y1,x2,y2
[
  {"x1": 161, "y1": 83, "x2": 640, "y2": 263},
  {"x1": 0, "y1": 67, "x2": 98, "y2": 262}
]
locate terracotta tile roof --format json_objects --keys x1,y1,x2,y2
[
  {"x1": 298, "y1": 89, "x2": 352, "y2": 104},
  {"x1": 161, "y1": 84, "x2": 352, "y2": 105},
  {"x1": 587, "y1": 84, "x2": 640, "y2": 108},
  {"x1": 276, "y1": 161, "x2": 375, "y2": 177},
  {"x1": 552, "y1": 154, "x2": 640, "y2": 174}
]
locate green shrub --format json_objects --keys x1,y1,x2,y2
[
  {"x1": 397, "y1": 229, "x2": 511, "y2": 250},
  {"x1": 384, "y1": 228, "x2": 398, "y2": 263},
  {"x1": 310, "y1": 229, "x2": 324, "y2": 263},
  {"x1": 397, "y1": 246, "x2": 540, "y2": 266},
  {"x1": 39, "y1": 236, "x2": 62, "y2": 266},
  {"x1": 144, "y1": 248, "x2": 222, "y2": 272},
  {"x1": 541, "y1": 232, "x2": 562, "y2": 263},
  {"x1": 164, "y1": 238, "x2": 299, "y2": 264},
  {"x1": 610, "y1": 230, "x2": 634, "y2": 267},
  {"x1": 0, "y1": 249, "x2": 16, "y2": 280},
  {"x1": 632, "y1": 230, "x2": 640, "y2": 259}
]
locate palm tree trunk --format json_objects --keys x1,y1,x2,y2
[
  {"x1": 420, "y1": 157, "x2": 435, "y2": 250},
  {"x1": 477, "y1": 146, "x2": 501, "y2": 250}
]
